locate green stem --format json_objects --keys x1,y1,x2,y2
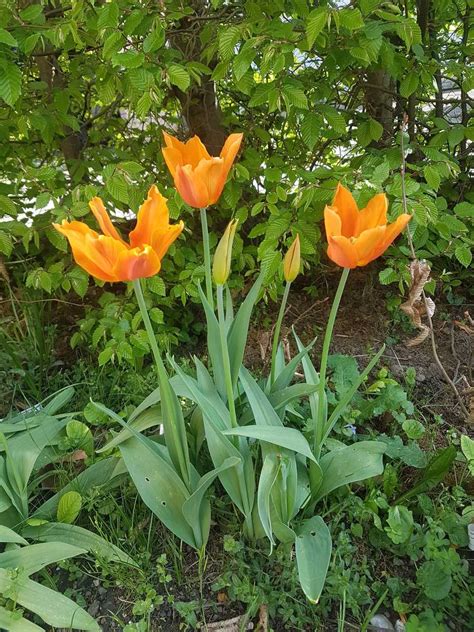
[
  {"x1": 315, "y1": 267, "x2": 350, "y2": 456},
  {"x1": 216, "y1": 284, "x2": 238, "y2": 428},
  {"x1": 132, "y1": 279, "x2": 167, "y2": 377},
  {"x1": 270, "y1": 281, "x2": 291, "y2": 384},
  {"x1": 200, "y1": 207, "x2": 214, "y2": 311}
]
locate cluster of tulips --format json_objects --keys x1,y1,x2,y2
[{"x1": 54, "y1": 130, "x2": 411, "y2": 603}]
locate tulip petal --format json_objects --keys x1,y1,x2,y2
[
  {"x1": 54, "y1": 221, "x2": 119, "y2": 281},
  {"x1": 324, "y1": 206, "x2": 342, "y2": 239},
  {"x1": 220, "y1": 133, "x2": 243, "y2": 171},
  {"x1": 194, "y1": 157, "x2": 225, "y2": 205},
  {"x1": 174, "y1": 164, "x2": 210, "y2": 208},
  {"x1": 183, "y1": 136, "x2": 211, "y2": 167},
  {"x1": 370, "y1": 214, "x2": 412, "y2": 261},
  {"x1": 113, "y1": 245, "x2": 161, "y2": 281},
  {"x1": 129, "y1": 185, "x2": 169, "y2": 248},
  {"x1": 356, "y1": 193, "x2": 388, "y2": 236},
  {"x1": 333, "y1": 183, "x2": 359, "y2": 238},
  {"x1": 162, "y1": 146, "x2": 183, "y2": 178},
  {"x1": 353, "y1": 226, "x2": 386, "y2": 266},
  {"x1": 89, "y1": 197, "x2": 125, "y2": 243},
  {"x1": 327, "y1": 235, "x2": 358, "y2": 269}
]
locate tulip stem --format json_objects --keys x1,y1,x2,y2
[
  {"x1": 270, "y1": 281, "x2": 291, "y2": 384},
  {"x1": 315, "y1": 267, "x2": 350, "y2": 457},
  {"x1": 200, "y1": 207, "x2": 214, "y2": 311},
  {"x1": 216, "y1": 283, "x2": 238, "y2": 428}
]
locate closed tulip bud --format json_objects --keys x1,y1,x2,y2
[
  {"x1": 213, "y1": 219, "x2": 238, "y2": 285},
  {"x1": 283, "y1": 234, "x2": 300, "y2": 282}
]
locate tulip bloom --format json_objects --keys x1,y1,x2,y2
[
  {"x1": 53, "y1": 186, "x2": 184, "y2": 282},
  {"x1": 162, "y1": 132, "x2": 243, "y2": 208},
  {"x1": 283, "y1": 234, "x2": 301, "y2": 282},
  {"x1": 324, "y1": 184, "x2": 411, "y2": 268}
]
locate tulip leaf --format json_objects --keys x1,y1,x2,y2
[
  {"x1": 315, "y1": 441, "x2": 386, "y2": 501},
  {"x1": 271, "y1": 335, "x2": 316, "y2": 392},
  {"x1": 0, "y1": 569, "x2": 99, "y2": 631},
  {"x1": 227, "y1": 271, "x2": 264, "y2": 389},
  {"x1": 223, "y1": 426, "x2": 316, "y2": 463},
  {"x1": 182, "y1": 456, "x2": 240, "y2": 545},
  {"x1": 98, "y1": 406, "x2": 163, "y2": 452},
  {"x1": 0, "y1": 606, "x2": 44, "y2": 632},
  {"x1": 0, "y1": 542, "x2": 85, "y2": 576},
  {"x1": 257, "y1": 453, "x2": 280, "y2": 549},
  {"x1": 295, "y1": 516, "x2": 332, "y2": 603},
  {"x1": 198, "y1": 284, "x2": 227, "y2": 398},
  {"x1": 22, "y1": 523, "x2": 135, "y2": 565},
  {"x1": 239, "y1": 366, "x2": 282, "y2": 427},
  {"x1": 119, "y1": 434, "x2": 198, "y2": 548}
]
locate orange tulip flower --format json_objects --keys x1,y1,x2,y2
[
  {"x1": 162, "y1": 132, "x2": 243, "y2": 208},
  {"x1": 324, "y1": 184, "x2": 411, "y2": 268},
  {"x1": 53, "y1": 185, "x2": 184, "y2": 282}
]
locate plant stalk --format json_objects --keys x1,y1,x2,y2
[
  {"x1": 315, "y1": 267, "x2": 350, "y2": 456},
  {"x1": 200, "y1": 207, "x2": 214, "y2": 311},
  {"x1": 270, "y1": 281, "x2": 291, "y2": 384}
]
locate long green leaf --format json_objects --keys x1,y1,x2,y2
[
  {"x1": 128, "y1": 375, "x2": 190, "y2": 422},
  {"x1": 228, "y1": 272, "x2": 264, "y2": 389},
  {"x1": 198, "y1": 284, "x2": 226, "y2": 398},
  {"x1": 315, "y1": 441, "x2": 386, "y2": 501},
  {"x1": 271, "y1": 335, "x2": 316, "y2": 393},
  {"x1": 0, "y1": 542, "x2": 85, "y2": 575},
  {"x1": 239, "y1": 366, "x2": 282, "y2": 427},
  {"x1": 295, "y1": 516, "x2": 332, "y2": 603},
  {"x1": 0, "y1": 605, "x2": 44, "y2": 631},
  {"x1": 0, "y1": 569, "x2": 99, "y2": 631},
  {"x1": 223, "y1": 426, "x2": 316, "y2": 463},
  {"x1": 98, "y1": 406, "x2": 162, "y2": 453},
  {"x1": 257, "y1": 454, "x2": 280, "y2": 549},
  {"x1": 183, "y1": 457, "x2": 240, "y2": 547},
  {"x1": 21, "y1": 523, "x2": 134, "y2": 565}
]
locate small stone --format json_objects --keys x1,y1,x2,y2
[
  {"x1": 395, "y1": 621, "x2": 406, "y2": 632},
  {"x1": 88, "y1": 600, "x2": 100, "y2": 618},
  {"x1": 369, "y1": 614, "x2": 395, "y2": 631}
]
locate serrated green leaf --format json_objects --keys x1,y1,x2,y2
[
  {"x1": 400, "y1": 72, "x2": 419, "y2": 98},
  {"x1": 0, "y1": 61, "x2": 22, "y2": 106},
  {"x1": 167, "y1": 64, "x2": 190, "y2": 92},
  {"x1": 306, "y1": 7, "x2": 327, "y2": 48}
]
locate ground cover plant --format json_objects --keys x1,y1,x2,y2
[{"x1": 0, "y1": 1, "x2": 472, "y2": 630}]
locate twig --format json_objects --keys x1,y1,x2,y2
[{"x1": 400, "y1": 115, "x2": 469, "y2": 418}]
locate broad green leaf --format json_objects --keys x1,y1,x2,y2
[
  {"x1": 0, "y1": 525, "x2": 27, "y2": 545},
  {"x1": 0, "y1": 568, "x2": 99, "y2": 631},
  {"x1": 0, "y1": 606, "x2": 44, "y2": 631},
  {"x1": 223, "y1": 426, "x2": 316, "y2": 463},
  {"x1": 0, "y1": 542, "x2": 84, "y2": 575},
  {"x1": 423, "y1": 164, "x2": 440, "y2": 190},
  {"x1": 120, "y1": 434, "x2": 197, "y2": 548},
  {"x1": 306, "y1": 8, "x2": 327, "y2": 48},
  {"x1": 400, "y1": 72, "x2": 419, "y2": 98},
  {"x1": 239, "y1": 366, "x2": 282, "y2": 427},
  {"x1": 417, "y1": 560, "x2": 452, "y2": 601},
  {"x1": 295, "y1": 516, "x2": 332, "y2": 603},
  {"x1": 385, "y1": 505, "x2": 414, "y2": 544},
  {"x1": 57, "y1": 491, "x2": 82, "y2": 524},
  {"x1": 167, "y1": 63, "x2": 190, "y2": 91},
  {"x1": 0, "y1": 28, "x2": 17, "y2": 47},
  {"x1": 315, "y1": 441, "x2": 386, "y2": 500},
  {"x1": 461, "y1": 434, "x2": 474, "y2": 475},
  {"x1": 396, "y1": 445, "x2": 456, "y2": 502},
  {"x1": 0, "y1": 60, "x2": 22, "y2": 106}
]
